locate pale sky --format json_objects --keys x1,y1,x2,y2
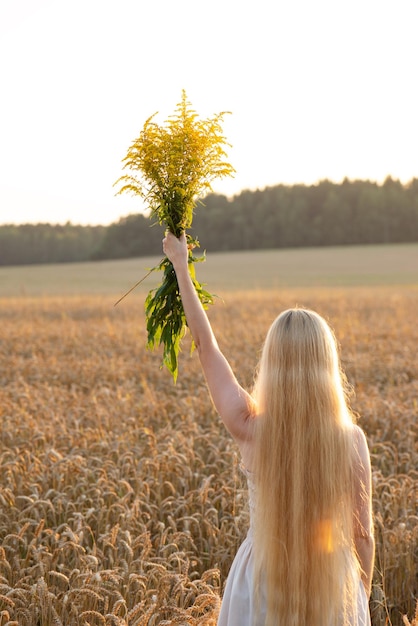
[{"x1": 0, "y1": 0, "x2": 417, "y2": 226}]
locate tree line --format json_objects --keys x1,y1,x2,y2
[
  {"x1": 0, "y1": 223, "x2": 106, "y2": 266},
  {"x1": 1, "y1": 177, "x2": 417, "y2": 266}
]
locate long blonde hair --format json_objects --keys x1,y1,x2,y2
[{"x1": 252, "y1": 308, "x2": 359, "y2": 625}]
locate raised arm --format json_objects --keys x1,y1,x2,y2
[{"x1": 162, "y1": 232, "x2": 254, "y2": 443}]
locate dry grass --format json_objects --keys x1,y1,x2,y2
[{"x1": 0, "y1": 286, "x2": 417, "y2": 625}]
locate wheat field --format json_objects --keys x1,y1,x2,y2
[{"x1": 0, "y1": 284, "x2": 417, "y2": 625}]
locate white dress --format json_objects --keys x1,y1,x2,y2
[{"x1": 217, "y1": 470, "x2": 371, "y2": 626}]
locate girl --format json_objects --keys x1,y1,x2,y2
[{"x1": 162, "y1": 232, "x2": 375, "y2": 626}]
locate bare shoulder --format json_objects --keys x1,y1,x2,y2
[
  {"x1": 351, "y1": 424, "x2": 372, "y2": 475},
  {"x1": 352, "y1": 424, "x2": 369, "y2": 451}
]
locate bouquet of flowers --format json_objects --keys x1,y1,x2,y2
[{"x1": 114, "y1": 91, "x2": 235, "y2": 381}]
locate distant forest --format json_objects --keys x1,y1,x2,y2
[{"x1": 1, "y1": 177, "x2": 418, "y2": 266}]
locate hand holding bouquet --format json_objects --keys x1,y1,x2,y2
[{"x1": 115, "y1": 91, "x2": 234, "y2": 381}]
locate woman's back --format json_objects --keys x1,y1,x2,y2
[
  {"x1": 249, "y1": 310, "x2": 374, "y2": 625},
  {"x1": 218, "y1": 445, "x2": 372, "y2": 626}
]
